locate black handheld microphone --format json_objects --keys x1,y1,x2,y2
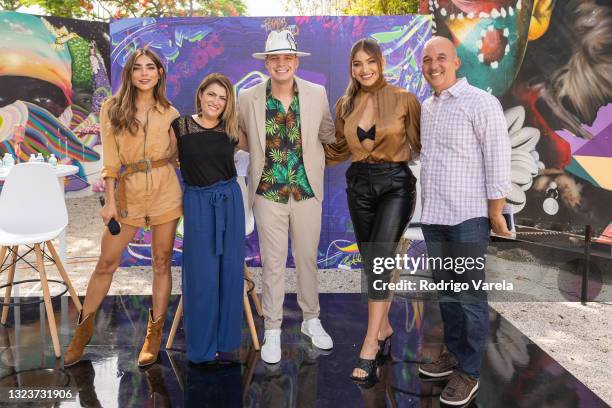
[{"x1": 98, "y1": 196, "x2": 121, "y2": 235}]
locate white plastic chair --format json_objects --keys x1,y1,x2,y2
[
  {"x1": 235, "y1": 150, "x2": 255, "y2": 236},
  {"x1": 234, "y1": 151, "x2": 262, "y2": 318},
  {"x1": 0, "y1": 162, "x2": 82, "y2": 358},
  {"x1": 236, "y1": 173, "x2": 263, "y2": 313},
  {"x1": 166, "y1": 151, "x2": 261, "y2": 351}
]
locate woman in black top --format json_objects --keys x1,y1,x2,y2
[{"x1": 170, "y1": 73, "x2": 247, "y2": 363}]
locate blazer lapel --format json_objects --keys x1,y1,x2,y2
[
  {"x1": 296, "y1": 77, "x2": 311, "y2": 150},
  {"x1": 252, "y1": 83, "x2": 267, "y2": 154}
]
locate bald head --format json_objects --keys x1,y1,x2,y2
[
  {"x1": 424, "y1": 36, "x2": 457, "y2": 59},
  {"x1": 421, "y1": 36, "x2": 461, "y2": 95}
]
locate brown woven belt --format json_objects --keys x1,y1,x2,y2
[{"x1": 116, "y1": 158, "x2": 169, "y2": 218}]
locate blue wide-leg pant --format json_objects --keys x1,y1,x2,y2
[{"x1": 182, "y1": 177, "x2": 245, "y2": 363}]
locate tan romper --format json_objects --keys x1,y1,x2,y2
[{"x1": 100, "y1": 100, "x2": 182, "y2": 227}]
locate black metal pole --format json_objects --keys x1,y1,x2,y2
[{"x1": 581, "y1": 225, "x2": 592, "y2": 305}]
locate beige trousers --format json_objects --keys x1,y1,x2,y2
[{"x1": 253, "y1": 195, "x2": 322, "y2": 329}]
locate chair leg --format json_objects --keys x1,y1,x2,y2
[
  {"x1": 1, "y1": 246, "x2": 17, "y2": 325},
  {"x1": 243, "y1": 284, "x2": 260, "y2": 351},
  {"x1": 45, "y1": 240, "x2": 82, "y2": 311},
  {"x1": 243, "y1": 264, "x2": 263, "y2": 318},
  {"x1": 165, "y1": 296, "x2": 183, "y2": 349},
  {"x1": 0, "y1": 246, "x2": 7, "y2": 270},
  {"x1": 34, "y1": 244, "x2": 61, "y2": 358},
  {"x1": 398, "y1": 237, "x2": 410, "y2": 258},
  {"x1": 242, "y1": 346, "x2": 258, "y2": 403}
]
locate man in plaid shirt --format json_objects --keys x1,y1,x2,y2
[{"x1": 417, "y1": 36, "x2": 512, "y2": 406}]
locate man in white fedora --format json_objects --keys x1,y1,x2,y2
[{"x1": 237, "y1": 29, "x2": 335, "y2": 364}]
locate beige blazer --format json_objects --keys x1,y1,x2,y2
[{"x1": 237, "y1": 76, "x2": 335, "y2": 208}]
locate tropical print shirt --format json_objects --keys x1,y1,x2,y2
[{"x1": 256, "y1": 79, "x2": 314, "y2": 203}]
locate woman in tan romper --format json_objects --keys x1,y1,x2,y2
[{"x1": 64, "y1": 48, "x2": 182, "y2": 367}]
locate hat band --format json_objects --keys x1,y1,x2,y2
[{"x1": 263, "y1": 47, "x2": 300, "y2": 53}]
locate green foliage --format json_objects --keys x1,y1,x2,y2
[
  {"x1": 269, "y1": 148, "x2": 286, "y2": 164},
  {"x1": 261, "y1": 168, "x2": 276, "y2": 184},
  {"x1": 287, "y1": 124, "x2": 299, "y2": 143},
  {"x1": 1, "y1": 0, "x2": 247, "y2": 20},
  {"x1": 106, "y1": 0, "x2": 247, "y2": 18},
  {"x1": 265, "y1": 118, "x2": 280, "y2": 136},
  {"x1": 281, "y1": 0, "x2": 419, "y2": 16},
  {"x1": 287, "y1": 168, "x2": 297, "y2": 184},
  {"x1": 295, "y1": 166, "x2": 313, "y2": 195},
  {"x1": 272, "y1": 164, "x2": 288, "y2": 184},
  {"x1": 262, "y1": 190, "x2": 282, "y2": 202},
  {"x1": 341, "y1": 0, "x2": 419, "y2": 15},
  {"x1": 287, "y1": 150, "x2": 299, "y2": 170},
  {"x1": 0, "y1": 0, "x2": 31, "y2": 11},
  {"x1": 266, "y1": 97, "x2": 283, "y2": 111}
]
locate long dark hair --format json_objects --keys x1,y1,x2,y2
[
  {"x1": 107, "y1": 47, "x2": 171, "y2": 135},
  {"x1": 339, "y1": 38, "x2": 385, "y2": 118}
]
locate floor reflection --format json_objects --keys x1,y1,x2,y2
[{"x1": 0, "y1": 294, "x2": 606, "y2": 407}]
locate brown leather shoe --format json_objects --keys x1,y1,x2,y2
[
  {"x1": 64, "y1": 311, "x2": 95, "y2": 367},
  {"x1": 66, "y1": 360, "x2": 102, "y2": 407},
  {"x1": 418, "y1": 351, "x2": 458, "y2": 377},
  {"x1": 143, "y1": 363, "x2": 171, "y2": 404},
  {"x1": 137, "y1": 309, "x2": 165, "y2": 367},
  {"x1": 440, "y1": 372, "x2": 479, "y2": 406}
]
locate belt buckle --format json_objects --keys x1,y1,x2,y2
[{"x1": 143, "y1": 158, "x2": 152, "y2": 172}]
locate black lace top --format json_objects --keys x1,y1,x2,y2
[{"x1": 171, "y1": 115, "x2": 237, "y2": 187}]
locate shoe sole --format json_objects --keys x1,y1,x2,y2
[
  {"x1": 137, "y1": 355, "x2": 160, "y2": 368},
  {"x1": 63, "y1": 358, "x2": 82, "y2": 368},
  {"x1": 350, "y1": 375, "x2": 378, "y2": 384},
  {"x1": 439, "y1": 381, "x2": 479, "y2": 406},
  {"x1": 418, "y1": 367, "x2": 455, "y2": 377},
  {"x1": 300, "y1": 327, "x2": 333, "y2": 351},
  {"x1": 260, "y1": 354, "x2": 281, "y2": 364}
]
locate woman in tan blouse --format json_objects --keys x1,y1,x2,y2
[
  {"x1": 64, "y1": 48, "x2": 181, "y2": 368},
  {"x1": 325, "y1": 38, "x2": 421, "y2": 382}
]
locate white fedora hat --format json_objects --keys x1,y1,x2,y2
[{"x1": 252, "y1": 30, "x2": 311, "y2": 60}]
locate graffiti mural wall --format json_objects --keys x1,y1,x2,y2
[
  {"x1": 420, "y1": 0, "x2": 612, "y2": 237},
  {"x1": 110, "y1": 16, "x2": 432, "y2": 267},
  {"x1": 0, "y1": 11, "x2": 111, "y2": 193}
]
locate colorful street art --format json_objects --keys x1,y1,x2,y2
[
  {"x1": 0, "y1": 11, "x2": 111, "y2": 193},
  {"x1": 110, "y1": 16, "x2": 432, "y2": 267},
  {"x1": 420, "y1": 0, "x2": 612, "y2": 238}
]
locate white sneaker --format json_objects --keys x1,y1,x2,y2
[
  {"x1": 301, "y1": 318, "x2": 333, "y2": 350},
  {"x1": 261, "y1": 329, "x2": 282, "y2": 364}
]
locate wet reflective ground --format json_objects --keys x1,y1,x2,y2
[{"x1": 0, "y1": 294, "x2": 607, "y2": 407}]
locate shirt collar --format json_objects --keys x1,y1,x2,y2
[
  {"x1": 266, "y1": 78, "x2": 299, "y2": 99},
  {"x1": 435, "y1": 77, "x2": 468, "y2": 99}
]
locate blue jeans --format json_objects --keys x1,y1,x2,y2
[{"x1": 422, "y1": 217, "x2": 490, "y2": 378}]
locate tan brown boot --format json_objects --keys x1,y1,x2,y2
[
  {"x1": 138, "y1": 309, "x2": 165, "y2": 367},
  {"x1": 64, "y1": 311, "x2": 95, "y2": 367}
]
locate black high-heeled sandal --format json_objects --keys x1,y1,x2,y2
[
  {"x1": 350, "y1": 358, "x2": 378, "y2": 383},
  {"x1": 376, "y1": 333, "x2": 394, "y2": 362}
]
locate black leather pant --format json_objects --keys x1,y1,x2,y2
[{"x1": 346, "y1": 162, "x2": 416, "y2": 300}]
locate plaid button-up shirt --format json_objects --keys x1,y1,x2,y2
[{"x1": 420, "y1": 77, "x2": 511, "y2": 226}]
